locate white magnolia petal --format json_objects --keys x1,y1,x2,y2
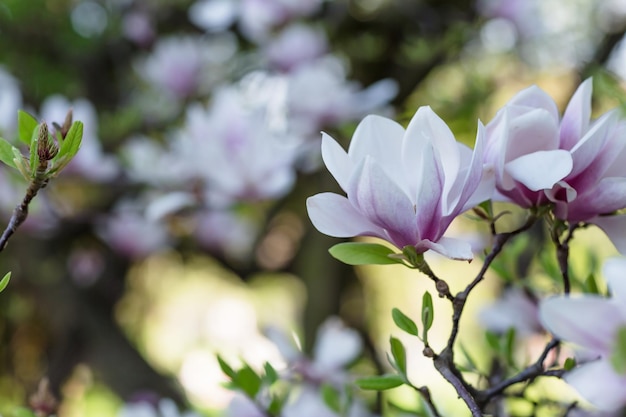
[
  {"x1": 569, "y1": 110, "x2": 617, "y2": 177},
  {"x1": 560, "y1": 78, "x2": 592, "y2": 151},
  {"x1": 416, "y1": 237, "x2": 473, "y2": 261},
  {"x1": 306, "y1": 193, "x2": 386, "y2": 239},
  {"x1": 505, "y1": 107, "x2": 560, "y2": 156},
  {"x1": 405, "y1": 106, "x2": 460, "y2": 194},
  {"x1": 508, "y1": 85, "x2": 559, "y2": 121},
  {"x1": 321, "y1": 132, "x2": 352, "y2": 192},
  {"x1": 603, "y1": 257, "x2": 626, "y2": 309},
  {"x1": 414, "y1": 143, "x2": 444, "y2": 239},
  {"x1": 590, "y1": 214, "x2": 626, "y2": 255},
  {"x1": 565, "y1": 360, "x2": 626, "y2": 411},
  {"x1": 539, "y1": 296, "x2": 620, "y2": 353},
  {"x1": 505, "y1": 150, "x2": 572, "y2": 191},
  {"x1": 581, "y1": 177, "x2": 626, "y2": 216},
  {"x1": 349, "y1": 158, "x2": 417, "y2": 247},
  {"x1": 313, "y1": 317, "x2": 362, "y2": 370},
  {"x1": 348, "y1": 114, "x2": 405, "y2": 183}
]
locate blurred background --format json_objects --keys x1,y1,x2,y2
[{"x1": 0, "y1": 0, "x2": 626, "y2": 415}]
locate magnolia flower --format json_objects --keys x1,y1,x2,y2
[
  {"x1": 189, "y1": 0, "x2": 322, "y2": 42},
  {"x1": 135, "y1": 35, "x2": 237, "y2": 100},
  {"x1": 264, "y1": 24, "x2": 327, "y2": 72},
  {"x1": 286, "y1": 57, "x2": 398, "y2": 137},
  {"x1": 479, "y1": 287, "x2": 543, "y2": 337},
  {"x1": 176, "y1": 86, "x2": 299, "y2": 207},
  {"x1": 539, "y1": 257, "x2": 626, "y2": 411},
  {"x1": 483, "y1": 83, "x2": 574, "y2": 207},
  {"x1": 307, "y1": 107, "x2": 494, "y2": 261}
]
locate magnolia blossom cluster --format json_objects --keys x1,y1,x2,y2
[
  {"x1": 308, "y1": 78, "x2": 626, "y2": 260},
  {"x1": 307, "y1": 78, "x2": 626, "y2": 411}
]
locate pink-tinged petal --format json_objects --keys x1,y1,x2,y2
[
  {"x1": 504, "y1": 107, "x2": 560, "y2": 158},
  {"x1": 313, "y1": 317, "x2": 362, "y2": 370},
  {"x1": 565, "y1": 360, "x2": 626, "y2": 411},
  {"x1": 582, "y1": 177, "x2": 626, "y2": 216},
  {"x1": 416, "y1": 237, "x2": 473, "y2": 261},
  {"x1": 560, "y1": 78, "x2": 592, "y2": 151},
  {"x1": 447, "y1": 122, "x2": 491, "y2": 215},
  {"x1": 539, "y1": 296, "x2": 620, "y2": 353},
  {"x1": 569, "y1": 110, "x2": 617, "y2": 177},
  {"x1": 348, "y1": 115, "x2": 405, "y2": 184},
  {"x1": 603, "y1": 257, "x2": 626, "y2": 308},
  {"x1": 404, "y1": 107, "x2": 460, "y2": 196},
  {"x1": 306, "y1": 192, "x2": 387, "y2": 239},
  {"x1": 505, "y1": 150, "x2": 572, "y2": 191},
  {"x1": 321, "y1": 132, "x2": 352, "y2": 192},
  {"x1": 589, "y1": 214, "x2": 626, "y2": 255},
  {"x1": 414, "y1": 143, "x2": 444, "y2": 239},
  {"x1": 508, "y1": 85, "x2": 559, "y2": 121},
  {"x1": 348, "y1": 157, "x2": 417, "y2": 247}
]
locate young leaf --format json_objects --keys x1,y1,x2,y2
[
  {"x1": 0, "y1": 138, "x2": 18, "y2": 169},
  {"x1": 563, "y1": 357, "x2": 576, "y2": 371},
  {"x1": 504, "y1": 328, "x2": 516, "y2": 367},
  {"x1": 421, "y1": 292, "x2": 434, "y2": 343},
  {"x1": 235, "y1": 365, "x2": 262, "y2": 398},
  {"x1": 56, "y1": 121, "x2": 83, "y2": 161},
  {"x1": 29, "y1": 124, "x2": 41, "y2": 176},
  {"x1": 328, "y1": 242, "x2": 401, "y2": 265},
  {"x1": 216, "y1": 355, "x2": 237, "y2": 380},
  {"x1": 263, "y1": 362, "x2": 278, "y2": 384},
  {"x1": 355, "y1": 374, "x2": 404, "y2": 390},
  {"x1": 18, "y1": 110, "x2": 38, "y2": 146},
  {"x1": 584, "y1": 273, "x2": 600, "y2": 295},
  {"x1": 392, "y1": 308, "x2": 419, "y2": 336},
  {"x1": 0, "y1": 271, "x2": 10, "y2": 293},
  {"x1": 321, "y1": 384, "x2": 341, "y2": 413},
  {"x1": 389, "y1": 336, "x2": 407, "y2": 375}
]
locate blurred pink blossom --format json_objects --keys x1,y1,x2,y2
[
  {"x1": 539, "y1": 257, "x2": 626, "y2": 411},
  {"x1": 264, "y1": 24, "x2": 327, "y2": 72},
  {"x1": 479, "y1": 287, "x2": 542, "y2": 336},
  {"x1": 286, "y1": 57, "x2": 398, "y2": 137},
  {"x1": 307, "y1": 107, "x2": 494, "y2": 261},
  {"x1": 118, "y1": 398, "x2": 201, "y2": 417}
]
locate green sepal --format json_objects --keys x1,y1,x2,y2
[
  {"x1": 328, "y1": 242, "x2": 401, "y2": 265},
  {"x1": 321, "y1": 384, "x2": 341, "y2": 413}
]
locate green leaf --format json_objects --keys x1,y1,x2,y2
[
  {"x1": 458, "y1": 343, "x2": 479, "y2": 373},
  {"x1": 0, "y1": 271, "x2": 10, "y2": 293},
  {"x1": 392, "y1": 308, "x2": 419, "y2": 336},
  {"x1": 263, "y1": 362, "x2": 278, "y2": 384},
  {"x1": 504, "y1": 328, "x2": 516, "y2": 367},
  {"x1": 321, "y1": 384, "x2": 341, "y2": 413},
  {"x1": 18, "y1": 110, "x2": 38, "y2": 146},
  {"x1": 421, "y1": 292, "x2": 434, "y2": 343},
  {"x1": 584, "y1": 273, "x2": 600, "y2": 295},
  {"x1": 485, "y1": 331, "x2": 500, "y2": 352},
  {"x1": 328, "y1": 242, "x2": 400, "y2": 265},
  {"x1": 355, "y1": 374, "x2": 404, "y2": 391},
  {"x1": 610, "y1": 326, "x2": 626, "y2": 375},
  {"x1": 56, "y1": 121, "x2": 83, "y2": 161},
  {"x1": 0, "y1": 137, "x2": 18, "y2": 169},
  {"x1": 216, "y1": 355, "x2": 237, "y2": 380},
  {"x1": 563, "y1": 357, "x2": 576, "y2": 371},
  {"x1": 389, "y1": 336, "x2": 407, "y2": 375},
  {"x1": 235, "y1": 365, "x2": 262, "y2": 398}
]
